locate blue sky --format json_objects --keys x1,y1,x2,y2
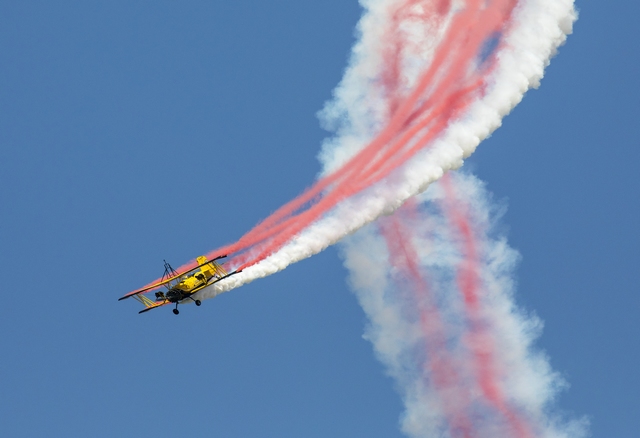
[{"x1": 0, "y1": 1, "x2": 638, "y2": 437}]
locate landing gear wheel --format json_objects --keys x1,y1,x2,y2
[
  {"x1": 195, "y1": 300, "x2": 201, "y2": 306},
  {"x1": 173, "y1": 308, "x2": 179, "y2": 315}
]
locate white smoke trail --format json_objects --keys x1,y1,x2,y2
[
  {"x1": 342, "y1": 173, "x2": 589, "y2": 437},
  {"x1": 199, "y1": 0, "x2": 577, "y2": 300}
]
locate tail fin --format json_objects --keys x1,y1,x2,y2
[{"x1": 196, "y1": 255, "x2": 228, "y2": 279}]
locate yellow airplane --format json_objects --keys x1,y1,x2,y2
[{"x1": 119, "y1": 255, "x2": 241, "y2": 315}]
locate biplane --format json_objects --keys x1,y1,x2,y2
[{"x1": 118, "y1": 255, "x2": 241, "y2": 315}]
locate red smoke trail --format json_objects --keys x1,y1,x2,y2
[
  {"x1": 226, "y1": 69, "x2": 481, "y2": 269},
  {"x1": 136, "y1": 0, "x2": 520, "y2": 292},
  {"x1": 229, "y1": 78, "x2": 480, "y2": 269},
  {"x1": 209, "y1": 0, "x2": 488, "y2": 260},
  {"x1": 380, "y1": 201, "x2": 474, "y2": 438},
  {"x1": 440, "y1": 173, "x2": 533, "y2": 438},
  {"x1": 224, "y1": 0, "x2": 518, "y2": 270}
]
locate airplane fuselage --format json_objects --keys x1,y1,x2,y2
[{"x1": 166, "y1": 288, "x2": 191, "y2": 303}]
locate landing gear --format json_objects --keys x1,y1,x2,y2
[
  {"x1": 195, "y1": 300, "x2": 201, "y2": 306},
  {"x1": 173, "y1": 303, "x2": 179, "y2": 315}
]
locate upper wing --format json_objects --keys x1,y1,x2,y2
[{"x1": 118, "y1": 255, "x2": 228, "y2": 301}]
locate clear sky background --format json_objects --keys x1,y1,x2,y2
[{"x1": 0, "y1": 1, "x2": 637, "y2": 437}]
